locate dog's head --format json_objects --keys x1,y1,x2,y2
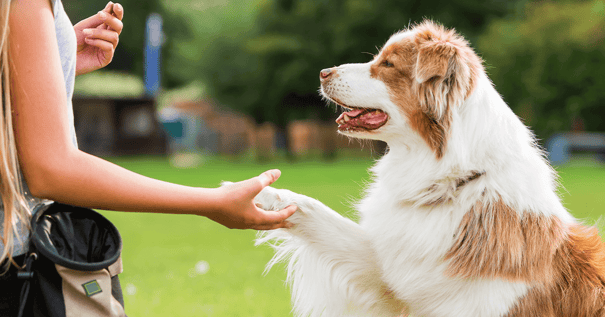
[{"x1": 320, "y1": 21, "x2": 483, "y2": 159}]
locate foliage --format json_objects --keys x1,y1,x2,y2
[
  {"x1": 166, "y1": 0, "x2": 523, "y2": 127},
  {"x1": 156, "y1": 81, "x2": 206, "y2": 110},
  {"x1": 66, "y1": 0, "x2": 605, "y2": 146},
  {"x1": 63, "y1": 0, "x2": 187, "y2": 84},
  {"x1": 163, "y1": 0, "x2": 266, "y2": 116},
  {"x1": 477, "y1": 0, "x2": 605, "y2": 141}
]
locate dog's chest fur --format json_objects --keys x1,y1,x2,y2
[{"x1": 357, "y1": 155, "x2": 530, "y2": 316}]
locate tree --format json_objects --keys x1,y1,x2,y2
[
  {"x1": 63, "y1": 0, "x2": 186, "y2": 86},
  {"x1": 477, "y1": 0, "x2": 605, "y2": 142},
  {"x1": 167, "y1": 0, "x2": 524, "y2": 159}
]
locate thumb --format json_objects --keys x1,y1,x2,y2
[
  {"x1": 236, "y1": 169, "x2": 281, "y2": 199},
  {"x1": 257, "y1": 169, "x2": 281, "y2": 188}
]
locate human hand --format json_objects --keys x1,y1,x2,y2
[
  {"x1": 211, "y1": 170, "x2": 297, "y2": 230},
  {"x1": 74, "y1": 2, "x2": 124, "y2": 76}
]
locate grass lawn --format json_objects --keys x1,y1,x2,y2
[{"x1": 101, "y1": 155, "x2": 604, "y2": 317}]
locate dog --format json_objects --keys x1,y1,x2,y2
[{"x1": 254, "y1": 20, "x2": 605, "y2": 317}]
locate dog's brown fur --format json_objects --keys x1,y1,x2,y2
[
  {"x1": 445, "y1": 197, "x2": 605, "y2": 316},
  {"x1": 371, "y1": 21, "x2": 483, "y2": 159}
]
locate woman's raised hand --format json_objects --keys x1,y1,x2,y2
[{"x1": 74, "y1": 2, "x2": 124, "y2": 76}]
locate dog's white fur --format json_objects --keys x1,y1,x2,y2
[{"x1": 254, "y1": 21, "x2": 604, "y2": 317}]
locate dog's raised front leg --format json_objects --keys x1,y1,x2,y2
[{"x1": 255, "y1": 187, "x2": 405, "y2": 317}]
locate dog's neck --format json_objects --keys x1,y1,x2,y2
[{"x1": 370, "y1": 73, "x2": 564, "y2": 214}]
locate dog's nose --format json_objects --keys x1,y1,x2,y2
[{"x1": 320, "y1": 68, "x2": 334, "y2": 80}]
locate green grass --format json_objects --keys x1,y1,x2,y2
[
  {"x1": 100, "y1": 155, "x2": 604, "y2": 317},
  {"x1": 101, "y1": 155, "x2": 375, "y2": 317},
  {"x1": 555, "y1": 158, "x2": 605, "y2": 225}
]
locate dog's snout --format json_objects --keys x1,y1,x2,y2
[{"x1": 320, "y1": 68, "x2": 335, "y2": 80}]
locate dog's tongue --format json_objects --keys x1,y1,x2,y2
[
  {"x1": 336, "y1": 109, "x2": 364, "y2": 122},
  {"x1": 345, "y1": 109, "x2": 365, "y2": 118},
  {"x1": 336, "y1": 108, "x2": 388, "y2": 131}
]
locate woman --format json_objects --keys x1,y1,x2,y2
[{"x1": 0, "y1": 0, "x2": 296, "y2": 313}]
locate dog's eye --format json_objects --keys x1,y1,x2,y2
[{"x1": 382, "y1": 60, "x2": 394, "y2": 68}]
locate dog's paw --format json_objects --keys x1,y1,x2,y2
[
  {"x1": 220, "y1": 181, "x2": 234, "y2": 187},
  {"x1": 254, "y1": 186, "x2": 288, "y2": 211}
]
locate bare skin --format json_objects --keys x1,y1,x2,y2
[
  {"x1": 9, "y1": 0, "x2": 296, "y2": 230},
  {"x1": 74, "y1": 1, "x2": 125, "y2": 76}
]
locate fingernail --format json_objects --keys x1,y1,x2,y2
[
  {"x1": 83, "y1": 29, "x2": 93, "y2": 36},
  {"x1": 99, "y1": 11, "x2": 107, "y2": 19},
  {"x1": 270, "y1": 169, "x2": 281, "y2": 178}
]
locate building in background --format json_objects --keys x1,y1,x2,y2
[
  {"x1": 73, "y1": 96, "x2": 167, "y2": 156},
  {"x1": 160, "y1": 99, "x2": 385, "y2": 159}
]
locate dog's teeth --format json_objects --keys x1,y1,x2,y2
[{"x1": 344, "y1": 114, "x2": 350, "y2": 122}]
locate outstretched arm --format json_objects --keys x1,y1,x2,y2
[{"x1": 9, "y1": 0, "x2": 296, "y2": 230}]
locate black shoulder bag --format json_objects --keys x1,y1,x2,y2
[{"x1": 17, "y1": 202, "x2": 126, "y2": 317}]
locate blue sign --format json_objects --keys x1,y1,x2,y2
[{"x1": 145, "y1": 13, "x2": 163, "y2": 96}]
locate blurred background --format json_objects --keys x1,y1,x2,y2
[{"x1": 63, "y1": 0, "x2": 605, "y2": 315}]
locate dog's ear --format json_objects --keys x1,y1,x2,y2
[
  {"x1": 415, "y1": 41, "x2": 456, "y2": 85},
  {"x1": 413, "y1": 22, "x2": 479, "y2": 121}
]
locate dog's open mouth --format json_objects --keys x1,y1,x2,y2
[{"x1": 336, "y1": 107, "x2": 389, "y2": 131}]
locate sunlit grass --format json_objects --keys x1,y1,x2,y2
[
  {"x1": 74, "y1": 70, "x2": 145, "y2": 98},
  {"x1": 556, "y1": 156, "x2": 605, "y2": 224},
  {"x1": 101, "y1": 155, "x2": 604, "y2": 317}
]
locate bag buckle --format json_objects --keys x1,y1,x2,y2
[{"x1": 17, "y1": 252, "x2": 38, "y2": 280}]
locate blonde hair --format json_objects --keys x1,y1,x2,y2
[{"x1": 0, "y1": 0, "x2": 29, "y2": 270}]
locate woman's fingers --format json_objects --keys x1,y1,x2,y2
[
  {"x1": 235, "y1": 169, "x2": 281, "y2": 200},
  {"x1": 258, "y1": 169, "x2": 281, "y2": 188},
  {"x1": 83, "y1": 37, "x2": 114, "y2": 63},
  {"x1": 217, "y1": 170, "x2": 295, "y2": 230},
  {"x1": 102, "y1": 1, "x2": 113, "y2": 13},
  {"x1": 83, "y1": 28, "x2": 119, "y2": 48},
  {"x1": 74, "y1": 2, "x2": 115, "y2": 30},
  {"x1": 112, "y1": 3, "x2": 124, "y2": 21},
  {"x1": 253, "y1": 220, "x2": 294, "y2": 231},
  {"x1": 252, "y1": 205, "x2": 297, "y2": 230},
  {"x1": 97, "y1": 10, "x2": 123, "y2": 34}
]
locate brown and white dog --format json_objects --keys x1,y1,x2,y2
[{"x1": 254, "y1": 21, "x2": 605, "y2": 317}]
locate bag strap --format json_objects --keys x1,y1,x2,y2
[{"x1": 17, "y1": 252, "x2": 38, "y2": 317}]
